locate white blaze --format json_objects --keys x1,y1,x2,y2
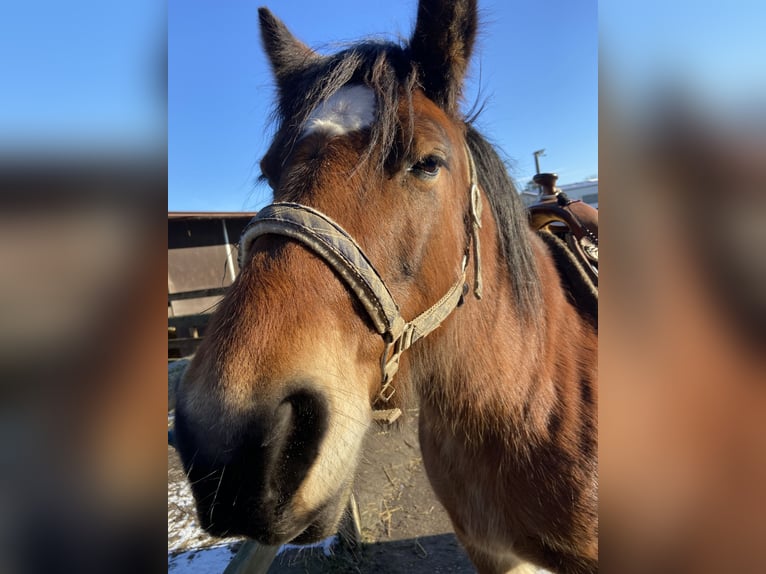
[{"x1": 302, "y1": 85, "x2": 376, "y2": 138}]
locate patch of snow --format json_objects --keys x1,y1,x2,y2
[{"x1": 168, "y1": 544, "x2": 237, "y2": 574}]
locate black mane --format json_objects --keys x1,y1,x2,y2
[
  {"x1": 465, "y1": 125, "x2": 541, "y2": 318},
  {"x1": 264, "y1": 40, "x2": 541, "y2": 319}
]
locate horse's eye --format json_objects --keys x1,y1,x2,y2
[
  {"x1": 259, "y1": 156, "x2": 278, "y2": 189},
  {"x1": 258, "y1": 172, "x2": 274, "y2": 189},
  {"x1": 410, "y1": 156, "x2": 443, "y2": 178}
]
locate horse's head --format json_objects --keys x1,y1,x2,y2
[{"x1": 175, "y1": 0, "x2": 482, "y2": 545}]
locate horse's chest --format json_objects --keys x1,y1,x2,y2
[
  {"x1": 419, "y1": 420, "x2": 519, "y2": 534},
  {"x1": 419, "y1": 414, "x2": 579, "y2": 529}
]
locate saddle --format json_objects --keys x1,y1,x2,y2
[{"x1": 527, "y1": 173, "x2": 598, "y2": 328}]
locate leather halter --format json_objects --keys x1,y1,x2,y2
[{"x1": 238, "y1": 147, "x2": 482, "y2": 402}]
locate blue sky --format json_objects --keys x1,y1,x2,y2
[
  {"x1": 168, "y1": 0, "x2": 597, "y2": 212},
  {"x1": 600, "y1": 0, "x2": 766, "y2": 114},
  {"x1": 0, "y1": 0, "x2": 164, "y2": 150},
  {"x1": 2, "y1": 1, "x2": 760, "y2": 213}
]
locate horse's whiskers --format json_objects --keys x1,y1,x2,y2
[{"x1": 209, "y1": 465, "x2": 226, "y2": 524}]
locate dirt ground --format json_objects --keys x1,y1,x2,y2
[{"x1": 168, "y1": 406, "x2": 476, "y2": 573}]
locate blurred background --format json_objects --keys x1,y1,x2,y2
[
  {"x1": 600, "y1": 0, "x2": 766, "y2": 572},
  {"x1": 0, "y1": 1, "x2": 167, "y2": 572},
  {"x1": 0, "y1": 0, "x2": 764, "y2": 572}
]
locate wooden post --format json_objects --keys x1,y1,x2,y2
[{"x1": 223, "y1": 541, "x2": 280, "y2": 574}]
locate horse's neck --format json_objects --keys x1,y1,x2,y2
[{"x1": 414, "y1": 226, "x2": 597, "y2": 446}]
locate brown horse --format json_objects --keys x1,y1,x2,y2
[{"x1": 174, "y1": 1, "x2": 597, "y2": 572}]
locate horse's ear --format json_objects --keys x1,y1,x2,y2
[
  {"x1": 410, "y1": 0, "x2": 477, "y2": 115},
  {"x1": 258, "y1": 7, "x2": 319, "y2": 84}
]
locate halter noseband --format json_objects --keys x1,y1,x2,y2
[{"x1": 238, "y1": 146, "x2": 482, "y2": 402}]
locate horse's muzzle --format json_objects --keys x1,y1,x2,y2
[{"x1": 173, "y1": 384, "x2": 332, "y2": 543}]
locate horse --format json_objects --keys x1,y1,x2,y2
[{"x1": 173, "y1": 1, "x2": 598, "y2": 572}]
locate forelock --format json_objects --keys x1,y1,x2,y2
[{"x1": 266, "y1": 41, "x2": 419, "y2": 172}]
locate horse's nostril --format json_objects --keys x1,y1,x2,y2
[
  {"x1": 174, "y1": 384, "x2": 331, "y2": 539},
  {"x1": 262, "y1": 400, "x2": 293, "y2": 449},
  {"x1": 272, "y1": 388, "x2": 329, "y2": 498}
]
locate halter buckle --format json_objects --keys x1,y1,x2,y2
[{"x1": 378, "y1": 323, "x2": 414, "y2": 402}]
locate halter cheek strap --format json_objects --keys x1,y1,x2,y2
[
  {"x1": 467, "y1": 147, "x2": 483, "y2": 300},
  {"x1": 238, "y1": 147, "x2": 482, "y2": 402}
]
